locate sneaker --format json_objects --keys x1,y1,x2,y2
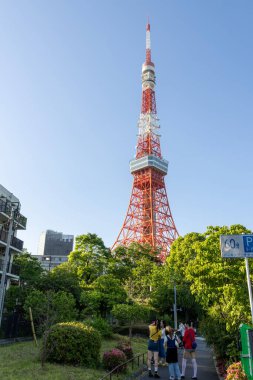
[
  {"x1": 154, "y1": 374, "x2": 160, "y2": 379},
  {"x1": 148, "y1": 371, "x2": 154, "y2": 378},
  {"x1": 191, "y1": 377, "x2": 197, "y2": 380}
]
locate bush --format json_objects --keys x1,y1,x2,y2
[
  {"x1": 226, "y1": 362, "x2": 247, "y2": 380},
  {"x1": 116, "y1": 342, "x2": 133, "y2": 360},
  {"x1": 102, "y1": 348, "x2": 127, "y2": 372},
  {"x1": 85, "y1": 317, "x2": 112, "y2": 338},
  {"x1": 45, "y1": 321, "x2": 101, "y2": 367}
]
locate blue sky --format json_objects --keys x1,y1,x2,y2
[{"x1": 1, "y1": 1, "x2": 253, "y2": 254}]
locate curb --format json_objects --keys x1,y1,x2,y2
[{"x1": 213, "y1": 356, "x2": 226, "y2": 380}]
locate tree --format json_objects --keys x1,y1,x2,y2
[
  {"x1": 5, "y1": 250, "x2": 44, "y2": 312},
  {"x1": 80, "y1": 274, "x2": 127, "y2": 318},
  {"x1": 39, "y1": 262, "x2": 81, "y2": 302},
  {"x1": 24, "y1": 290, "x2": 78, "y2": 332},
  {"x1": 68, "y1": 233, "x2": 111, "y2": 285},
  {"x1": 13, "y1": 250, "x2": 44, "y2": 288},
  {"x1": 167, "y1": 224, "x2": 253, "y2": 357},
  {"x1": 112, "y1": 303, "x2": 149, "y2": 337}
]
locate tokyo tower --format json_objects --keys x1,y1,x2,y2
[{"x1": 112, "y1": 23, "x2": 179, "y2": 261}]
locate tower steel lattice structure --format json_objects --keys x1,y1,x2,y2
[{"x1": 112, "y1": 23, "x2": 179, "y2": 261}]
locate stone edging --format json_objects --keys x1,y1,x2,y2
[{"x1": 213, "y1": 356, "x2": 226, "y2": 380}]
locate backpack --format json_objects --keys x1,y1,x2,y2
[{"x1": 166, "y1": 335, "x2": 178, "y2": 349}]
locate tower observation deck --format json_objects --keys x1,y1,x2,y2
[{"x1": 112, "y1": 23, "x2": 178, "y2": 261}]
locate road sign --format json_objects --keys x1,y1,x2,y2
[
  {"x1": 220, "y1": 234, "x2": 253, "y2": 325},
  {"x1": 220, "y1": 235, "x2": 253, "y2": 258}
]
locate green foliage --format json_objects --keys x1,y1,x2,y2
[
  {"x1": 80, "y1": 274, "x2": 127, "y2": 317},
  {"x1": 168, "y1": 224, "x2": 252, "y2": 358},
  {"x1": 45, "y1": 322, "x2": 101, "y2": 367},
  {"x1": 199, "y1": 316, "x2": 234, "y2": 358},
  {"x1": 39, "y1": 263, "x2": 82, "y2": 302},
  {"x1": 68, "y1": 233, "x2": 111, "y2": 285},
  {"x1": 24, "y1": 290, "x2": 78, "y2": 330},
  {"x1": 102, "y1": 348, "x2": 127, "y2": 372},
  {"x1": 5, "y1": 251, "x2": 44, "y2": 313},
  {"x1": 112, "y1": 304, "x2": 149, "y2": 337},
  {"x1": 85, "y1": 317, "x2": 112, "y2": 338},
  {"x1": 14, "y1": 250, "x2": 44, "y2": 288}
]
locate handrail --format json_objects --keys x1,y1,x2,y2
[{"x1": 99, "y1": 351, "x2": 146, "y2": 380}]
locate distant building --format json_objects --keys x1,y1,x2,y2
[
  {"x1": 34, "y1": 230, "x2": 74, "y2": 271},
  {"x1": 0, "y1": 184, "x2": 27, "y2": 287}
]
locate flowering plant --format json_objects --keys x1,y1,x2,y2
[
  {"x1": 102, "y1": 348, "x2": 127, "y2": 372},
  {"x1": 226, "y1": 362, "x2": 247, "y2": 380},
  {"x1": 116, "y1": 342, "x2": 133, "y2": 360}
]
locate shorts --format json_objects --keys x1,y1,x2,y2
[
  {"x1": 148, "y1": 339, "x2": 159, "y2": 352},
  {"x1": 183, "y1": 349, "x2": 196, "y2": 359}
]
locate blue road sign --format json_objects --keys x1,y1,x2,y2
[
  {"x1": 220, "y1": 235, "x2": 253, "y2": 258},
  {"x1": 244, "y1": 236, "x2": 253, "y2": 253}
]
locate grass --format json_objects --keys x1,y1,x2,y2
[{"x1": 0, "y1": 335, "x2": 147, "y2": 380}]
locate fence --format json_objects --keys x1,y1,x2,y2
[{"x1": 99, "y1": 351, "x2": 146, "y2": 380}]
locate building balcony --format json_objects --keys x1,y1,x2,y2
[
  {"x1": 0, "y1": 260, "x2": 20, "y2": 279},
  {"x1": 0, "y1": 199, "x2": 27, "y2": 230},
  {"x1": 0, "y1": 229, "x2": 24, "y2": 252}
]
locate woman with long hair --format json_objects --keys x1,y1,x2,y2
[
  {"x1": 158, "y1": 320, "x2": 167, "y2": 366},
  {"x1": 147, "y1": 319, "x2": 161, "y2": 378}
]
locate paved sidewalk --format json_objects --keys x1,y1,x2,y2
[{"x1": 141, "y1": 337, "x2": 219, "y2": 380}]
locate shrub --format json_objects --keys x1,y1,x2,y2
[
  {"x1": 226, "y1": 362, "x2": 247, "y2": 380},
  {"x1": 45, "y1": 321, "x2": 101, "y2": 367},
  {"x1": 102, "y1": 348, "x2": 127, "y2": 372},
  {"x1": 116, "y1": 341, "x2": 133, "y2": 360},
  {"x1": 85, "y1": 317, "x2": 112, "y2": 338}
]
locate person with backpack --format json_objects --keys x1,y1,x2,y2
[
  {"x1": 147, "y1": 319, "x2": 162, "y2": 378},
  {"x1": 165, "y1": 327, "x2": 181, "y2": 380},
  {"x1": 181, "y1": 322, "x2": 197, "y2": 379}
]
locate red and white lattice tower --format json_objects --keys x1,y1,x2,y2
[{"x1": 112, "y1": 23, "x2": 179, "y2": 261}]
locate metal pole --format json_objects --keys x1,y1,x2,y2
[
  {"x1": 174, "y1": 284, "x2": 177, "y2": 330},
  {"x1": 0, "y1": 208, "x2": 14, "y2": 327},
  {"x1": 245, "y1": 258, "x2": 253, "y2": 325}
]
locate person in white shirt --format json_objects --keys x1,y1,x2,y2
[{"x1": 178, "y1": 322, "x2": 185, "y2": 338}]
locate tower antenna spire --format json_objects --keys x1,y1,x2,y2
[
  {"x1": 112, "y1": 23, "x2": 178, "y2": 261},
  {"x1": 146, "y1": 20, "x2": 151, "y2": 63}
]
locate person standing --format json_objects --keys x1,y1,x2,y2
[
  {"x1": 165, "y1": 327, "x2": 181, "y2": 380},
  {"x1": 159, "y1": 320, "x2": 167, "y2": 366},
  {"x1": 181, "y1": 322, "x2": 197, "y2": 380},
  {"x1": 147, "y1": 319, "x2": 161, "y2": 378},
  {"x1": 178, "y1": 321, "x2": 185, "y2": 338}
]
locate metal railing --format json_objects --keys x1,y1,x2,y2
[
  {"x1": 0, "y1": 199, "x2": 11, "y2": 216},
  {"x1": 0, "y1": 229, "x2": 23, "y2": 251},
  {"x1": 0, "y1": 199, "x2": 27, "y2": 229},
  {"x1": 0, "y1": 260, "x2": 20, "y2": 276},
  {"x1": 99, "y1": 351, "x2": 146, "y2": 380},
  {"x1": 17, "y1": 214, "x2": 27, "y2": 228}
]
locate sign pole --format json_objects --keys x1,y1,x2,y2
[{"x1": 245, "y1": 257, "x2": 253, "y2": 325}]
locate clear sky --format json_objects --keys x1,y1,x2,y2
[{"x1": 1, "y1": 1, "x2": 253, "y2": 255}]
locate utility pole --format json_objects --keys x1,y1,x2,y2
[
  {"x1": 0, "y1": 207, "x2": 15, "y2": 327},
  {"x1": 174, "y1": 284, "x2": 177, "y2": 330}
]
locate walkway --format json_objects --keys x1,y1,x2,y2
[{"x1": 141, "y1": 337, "x2": 219, "y2": 380}]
